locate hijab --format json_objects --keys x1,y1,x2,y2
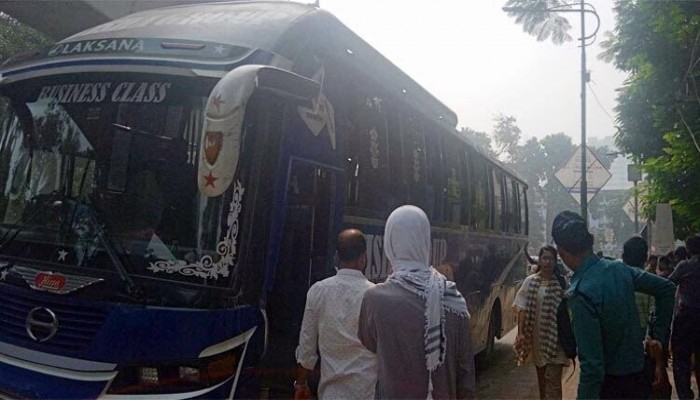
[{"x1": 384, "y1": 205, "x2": 469, "y2": 399}]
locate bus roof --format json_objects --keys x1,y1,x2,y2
[
  {"x1": 65, "y1": 1, "x2": 316, "y2": 52},
  {"x1": 2, "y1": 1, "x2": 459, "y2": 130}
]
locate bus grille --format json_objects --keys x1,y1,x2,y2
[{"x1": 0, "y1": 286, "x2": 106, "y2": 353}]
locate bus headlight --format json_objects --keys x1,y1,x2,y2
[{"x1": 105, "y1": 347, "x2": 242, "y2": 395}]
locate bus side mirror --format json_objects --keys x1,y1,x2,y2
[
  {"x1": 255, "y1": 67, "x2": 320, "y2": 104},
  {"x1": 198, "y1": 65, "x2": 321, "y2": 197}
]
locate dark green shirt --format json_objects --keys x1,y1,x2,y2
[{"x1": 567, "y1": 255, "x2": 676, "y2": 399}]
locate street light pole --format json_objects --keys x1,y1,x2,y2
[
  {"x1": 627, "y1": 163, "x2": 642, "y2": 233},
  {"x1": 502, "y1": 2, "x2": 599, "y2": 220},
  {"x1": 579, "y1": 0, "x2": 588, "y2": 221},
  {"x1": 633, "y1": 180, "x2": 639, "y2": 232}
]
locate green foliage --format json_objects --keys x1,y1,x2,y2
[
  {"x1": 601, "y1": 1, "x2": 700, "y2": 237},
  {"x1": 0, "y1": 13, "x2": 50, "y2": 62},
  {"x1": 459, "y1": 126, "x2": 495, "y2": 158},
  {"x1": 0, "y1": 13, "x2": 50, "y2": 122},
  {"x1": 503, "y1": 0, "x2": 574, "y2": 44},
  {"x1": 492, "y1": 114, "x2": 522, "y2": 161}
]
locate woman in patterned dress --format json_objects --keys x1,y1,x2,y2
[{"x1": 513, "y1": 245, "x2": 569, "y2": 400}]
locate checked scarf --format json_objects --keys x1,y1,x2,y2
[
  {"x1": 515, "y1": 273, "x2": 563, "y2": 366},
  {"x1": 383, "y1": 205, "x2": 469, "y2": 400}
]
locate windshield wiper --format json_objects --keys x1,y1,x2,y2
[
  {"x1": 65, "y1": 196, "x2": 145, "y2": 301},
  {"x1": 0, "y1": 192, "x2": 144, "y2": 301}
]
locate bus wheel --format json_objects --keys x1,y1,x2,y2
[{"x1": 476, "y1": 307, "x2": 498, "y2": 365}]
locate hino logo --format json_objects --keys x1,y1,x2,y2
[
  {"x1": 25, "y1": 307, "x2": 59, "y2": 342},
  {"x1": 34, "y1": 273, "x2": 66, "y2": 292},
  {"x1": 12, "y1": 266, "x2": 104, "y2": 295}
]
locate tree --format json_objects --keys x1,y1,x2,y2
[
  {"x1": 600, "y1": 1, "x2": 700, "y2": 237},
  {"x1": 492, "y1": 114, "x2": 522, "y2": 162},
  {"x1": 503, "y1": 0, "x2": 574, "y2": 45},
  {"x1": 459, "y1": 126, "x2": 496, "y2": 158},
  {"x1": 0, "y1": 13, "x2": 50, "y2": 121},
  {"x1": 513, "y1": 136, "x2": 547, "y2": 189},
  {"x1": 0, "y1": 13, "x2": 50, "y2": 62}
]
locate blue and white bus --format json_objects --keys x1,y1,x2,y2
[{"x1": 0, "y1": 2, "x2": 528, "y2": 398}]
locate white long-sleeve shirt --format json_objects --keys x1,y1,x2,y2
[{"x1": 295, "y1": 268, "x2": 377, "y2": 399}]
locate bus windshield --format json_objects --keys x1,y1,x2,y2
[{"x1": 0, "y1": 74, "x2": 232, "y2": 288}]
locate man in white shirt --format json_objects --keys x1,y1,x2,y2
[{"x1": 294, "y1": 229, "x2": 377, "y2": 399}]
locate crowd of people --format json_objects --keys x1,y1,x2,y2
[
  {"x1": 291, "y1": 205, "x2": 700, "y2": 400},
  {"x1": 515, "y1": 211, "x2": 699, "y2": 400}
]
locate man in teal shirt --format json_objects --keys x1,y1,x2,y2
[{"x1": 551, "y1": 211, "x2": 676, "y2": 399}]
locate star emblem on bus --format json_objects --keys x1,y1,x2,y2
[
  {"x1": 211, "y1": 93, "x2": 225, "y2": 113},
  {"x1": 204, "y1": 172, "x2": 218, "y2": 188}
]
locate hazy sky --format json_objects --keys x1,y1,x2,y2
[{"x1": 320, "y1": 0, "x2": 628, "y2": 144}]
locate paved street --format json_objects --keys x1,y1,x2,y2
[
  {"x1": 478, "y1": 328, "x2": 700, "y2": 400},
  {"x1": 476, "y1": 329, "x2": 577, "y2": 399}
]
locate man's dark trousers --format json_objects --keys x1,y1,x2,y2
[{"x1": 672, "y1": 306, "x2": 700, "y2": 400}]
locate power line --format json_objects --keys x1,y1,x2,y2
[{"x1": 587, "y1": 81, "x2": 617, "y2": 127}]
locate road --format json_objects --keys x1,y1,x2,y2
[
  {"x1": 477, "y1": 329, "x2": 700, "y2": 400},
  {"x1": 475, "y1": 329, "x2": 578, "y2": 399},
  {"x1": 264, "y1": 327, "x2": 693, "y2": 399}
]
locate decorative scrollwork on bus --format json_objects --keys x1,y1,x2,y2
[{"x1": 148, "y1": 180, "x2": 244, "y2": 280}]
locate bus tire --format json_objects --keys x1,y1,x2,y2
[{"x1": 476, "y1": 305, "x2": 499, "y2": 365}]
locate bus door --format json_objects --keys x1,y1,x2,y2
[{"x1": 262, "y1": 159, "x2": 338, "y2": 397}]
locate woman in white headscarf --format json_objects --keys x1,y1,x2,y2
[{"x1": 358, "y1": 205, "x2": 474, "y2": 399}]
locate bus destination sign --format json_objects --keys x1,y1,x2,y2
[
  {"x1": 42, "y1": 38, "x2": 248, "y2": 61},
  {"x1": 48, "y1": 39, "x2": 145, "y2": 57}
]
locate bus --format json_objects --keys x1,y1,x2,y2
[{"x1": 0, "y1": 2, "x2": 528, "y2": 398}]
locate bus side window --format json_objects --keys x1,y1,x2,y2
[
  {"x1": 345, "y1": 85, "x2": 389, "y2": 214},
  {"x1": 491, "y1": 168, "x2": 504, "y2": 231},
  {"x1": 469, "y1": 153, "x2": 490, "y2": 230},
  {"x1": 424, "y1": 128, "x2": 443, "y2": 222},
  {"x1": 504, "y1": 176, "x2": 518, "y2": 233},
  {"x1": 459, "y1": 148, "x2": 470, "y2": 226},
  {"x1": 401, "y1": 113, "x2": 426, "y2": 211},
  {"x1": 520, "y1": 183, "x2": 529, "y2": 235},
  {"x1": 386, "y1": 103, "x2": 404, "y2": 210},
  {"x1": 442, "y1": 134, "x2": 463, "y2": 225}
]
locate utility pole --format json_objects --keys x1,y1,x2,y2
[
  {"x1": 628, "y1": 164, "x2": 642, "y2": 233},
  {"x1": 579, "y1": 0, "x2": 588, "y2": 221},
  {"x1": 502, "y1": 2, "x2": 600, "y2": 221},
  {"x1": 634, "y1": 180, "x2": 639, "y2": 232}
]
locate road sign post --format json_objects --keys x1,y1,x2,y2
[
  {"x1": 627, "y1": 164, "x2": 642, "y2": 232},
  {"x1": 555, "y1": 146, "x2": 612, "y2": 207}
]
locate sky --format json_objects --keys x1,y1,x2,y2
[{"x1": 319, "y1": 0, "x2": 628, "y2": 144}]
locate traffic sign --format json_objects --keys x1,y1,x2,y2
[{"x1": 555, "y1": 146, "x2": 612, "y2": 204}]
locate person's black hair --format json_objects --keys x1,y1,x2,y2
[
  {"x1": 336, "y1": 229, "x2": 367, "y2": 262},
  {"x1": 539, "y1": 245, "x2": 567, "y2": 289},
  {"x1": 551, "y1": 211, "x2": 594, "y2": 254},
  {"x1": 658, "y1": 256, "x2": 671, "y2": 270},
  {"x1": 675, "y1": 245, "x2": 689, "y2": 261},
  {"x1": 622, "y1": 236, "x2": 648, "y2": 268},
  {"x1": 648, "y1": 254, "x2": 658, "y2": 264},
  {"x1": 686, "y1": 235, "x2": 700, "y2": 256},
  {"x1": 539, "y1": 245, "x2": 558, "y2": 260}
]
